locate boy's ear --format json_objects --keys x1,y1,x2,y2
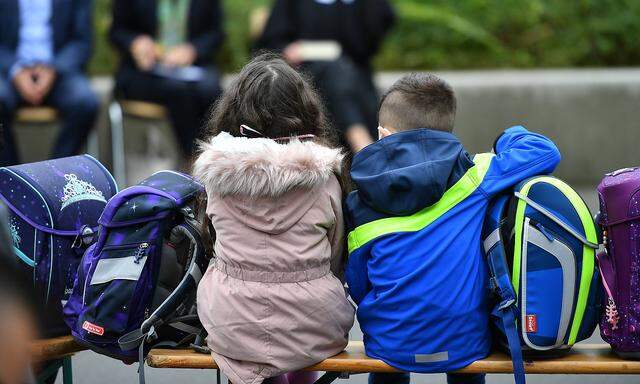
[{"x1": 378, "y1": 126, "x2": 393, "y2": 140}]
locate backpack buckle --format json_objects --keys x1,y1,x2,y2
[
  {"x1": 145, "y1": 326, "x2": 158, "y2": 343},
  {"x1": 72, "y1": 226, "x2": 95, "y2": 249},
  {"x1": 498, "y1": 298, "x2": 516, "y2": 310}
]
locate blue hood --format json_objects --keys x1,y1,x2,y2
[{"x1": 350, "y1": 129, "x2": 474, "y2": 216}]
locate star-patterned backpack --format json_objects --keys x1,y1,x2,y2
[
  {"x1": 0, "y1": 155, "x2": 118, "y2": 337},
  {"x1": 482, "y1": 176, "x2": 601, "y2": 384},
  {"x1": 63, "y1": 170, "x2": 210, "y2": 364}
]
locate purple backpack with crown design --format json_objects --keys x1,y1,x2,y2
[
  {"x1": 597, "y1": 166, "x2": 640, "y2": 358},
  {"x1": 0, "y1": 155, "x2": 117, "y2": 337}
]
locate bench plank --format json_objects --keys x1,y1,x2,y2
[
  {"x1": 147, "y1": 342, "x2": 640, "y2": 374},
  {"x1": 31, "y1": 336, "x2": 85, "y2": 362}
]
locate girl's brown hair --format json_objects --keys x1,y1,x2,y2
[{"x1": 205, "y1": 52, "x2": 339, "y2": 148}]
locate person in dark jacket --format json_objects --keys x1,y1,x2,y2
[
  {"x1": 255, "y1": 0, "x2": 395, "y2": 152},
  {"x1": 0, "y1": 0, "x2": 99, "y2": 166},
  {"x1": 109, "y1": 0, "x2": 224, "y2": 159}
]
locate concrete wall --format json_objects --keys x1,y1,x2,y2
[{"x1": 16, "y1": 69, "x2": 640, "y2": 185}]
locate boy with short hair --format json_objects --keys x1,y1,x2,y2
[{"x1": 345, "y1": 73, "x2": 561, "y2": 384}]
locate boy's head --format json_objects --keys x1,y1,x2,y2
[{"x1": 378, "y1": 73, "x2": 457, "y2": 138}]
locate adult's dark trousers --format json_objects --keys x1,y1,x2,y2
[
  {"x1": 303, "y1": 58, "x2": 379, "y2": 146},
  {"x1": 114, "y1": 66, "x2": 222, "y2": 158},
  {"x1": 0, "y1": 73, "x2": 99, "y2": 166}
]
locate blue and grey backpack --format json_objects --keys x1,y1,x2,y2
[
  {"x1": 483, "y1": 176, "x2": 600, "y2": 384},
  {"x1": 63, "y1": 170, "x2": 210, "y2": 367},
  {"x1": 0, "y1": 155, "x2": 117, "y2": 337}
]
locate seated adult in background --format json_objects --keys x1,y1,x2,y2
[
  {"x1": 109, "y1": 0, "x2": 224, "y2": 160},
  {"x1": 255, "y1": 0, "x2": 395, "y2": 152},
  {"x1": 0, "y1": 0, "x2": 99, "y2": 166}
]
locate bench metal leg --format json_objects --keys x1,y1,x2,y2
[
  {"x1": 35, "y1": 357, "x2": 73, "y2": 384},
  {"x1": 62, "y1": 356, "x2": 73, "y2": 384},
  {"x1": 108, "y1": 101, "x2": 126, "y2": 188},
  {"x1": 313, "y1": 372, "x2": 341, "y2": 384},
  {"x1": 35, "y1": 360, "x2": 60, "y2": 383}
]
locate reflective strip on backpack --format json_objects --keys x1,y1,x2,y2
[
  {"x1": 347, "y1": 153, "x2": 494, "y2": 254},
  {"x1": 511, "y1": 176, "x2": 598, "y2": 345}
]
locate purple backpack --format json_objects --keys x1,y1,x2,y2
[
  {"x1": 597, "y1": 167, "x2": 640, "y2": 358},
  {"x1": 63, "y1": 171, "x2": 209, "y2": 366},
  {"x1": 0, "y1": 155, "x2": 117, "y2": 337}
]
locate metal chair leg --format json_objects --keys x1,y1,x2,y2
[
  {"x1": 108, "y1": 101, "x2": 126, "y2": 188},
  {"x1": 87, "y1": 130, "x2": 100, "y2": 159}
]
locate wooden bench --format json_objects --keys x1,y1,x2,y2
[
  {"x1": 31, "y1": 335, "x2": 85, "y2": 384},
  {"x1": 146, "y1": 341, "x2": 640, "y2": 383}
]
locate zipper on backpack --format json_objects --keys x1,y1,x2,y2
[
  {"x1": 599, "y1": 230, "x2": 620, "y2": 331},
  {"x1": 133, "y1": 243, "x2": 149, "y2": 264},
  {"x1": 529, "y1": 219, "x2": 560, "y2": 242},
  {"x1": 102, "y1": 242, "x2": 149, "y2": 251},
  {"x1": 534, "y1": 222, "x2": 555, "y2": 242}
]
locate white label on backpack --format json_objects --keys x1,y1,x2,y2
[{"x1": 90, "y1": 255, "x2": 147, "y2": 285}]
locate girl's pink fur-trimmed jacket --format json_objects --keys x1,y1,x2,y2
[{"x1": 193, "y1": 132, "x2": 355, "y2": 384}]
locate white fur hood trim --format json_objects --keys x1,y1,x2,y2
[{"x1": 193, "y1": 132, "x2": 344, "y2": 198}]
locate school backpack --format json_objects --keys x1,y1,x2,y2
[
  {"x1": 0, "y1": 155, "x2": 117, "y2": 337},
  {"x1": 597, "y1": 167, "x2": 640, "y2": 358},
  {"x1": 483, "y1": 176, "x2": 600, "y2": 384},
  {"x1": 63, "y1": 170, "x2": 209, "y2": 366}
]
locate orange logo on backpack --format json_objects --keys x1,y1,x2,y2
[
  {"x1": 525, "y1": 315, "x2": 537, "y2": 333},
  {"x1": 82, "y1": 321, "x2": 104, "y2": 336}
]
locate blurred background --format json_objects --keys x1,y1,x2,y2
[
  {"x1": 15, "y1": 0, "x2": 639, "y2": 186},
  {"x1": 89, "y1": 0, "x2": 640, "y2": 74}
]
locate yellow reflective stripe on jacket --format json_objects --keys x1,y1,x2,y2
[{"x1": 347, "y1": 153, "x2": 495, "y2": 254}]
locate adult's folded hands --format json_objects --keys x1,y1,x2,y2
[
  {"x1": 161, "y1": 44, "x2": 197, "y2": 68},
  {"x1": 12, "y1": 65, "x2": 57, "y2": 106}
]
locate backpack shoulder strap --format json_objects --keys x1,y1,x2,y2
[{"x1": 484, "y1": 195, "x2": 526, "y2": 384}]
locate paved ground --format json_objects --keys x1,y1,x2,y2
[{"x1": 57, "y1": 189, "x2": 637, "y2": 384}]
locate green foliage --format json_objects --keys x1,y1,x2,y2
[{"x1": 89, "y1": 0, "x2": 640, "y2": 74}]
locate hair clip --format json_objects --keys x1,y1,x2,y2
[{"x1": 240, "y1": 124, "x2": 264, "y2": 138}]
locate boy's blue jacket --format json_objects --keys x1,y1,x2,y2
[{"x1": 345, "y1": 126, "x2": 561, "y2": 373}]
